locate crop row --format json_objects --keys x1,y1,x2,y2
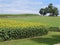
[{"x1": 0, "y1": 19, "x2": 48, "y2": 41}]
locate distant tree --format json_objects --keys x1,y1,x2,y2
[
  {"x1": 48, "y1": 3, "x2": 59, "y2": 16},
  {"x1": 53, "y1": 7, "x2": 59, "y2": 16},
  {"x1": 45, "y1": 7, "x2": 49, "y2": 13},
  {"x1": 39, "y1": 8, "x2": 46, "y2": 16},
  {"x1": 39, "y1": 3, "x2": 59, "y2": 16},
  {"x1": 48, "y1": 3, "x2": 54, "y2": 16}
]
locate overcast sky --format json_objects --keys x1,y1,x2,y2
[{"x1": 0, "y1": 0, "x2": 60, "y2": 14}]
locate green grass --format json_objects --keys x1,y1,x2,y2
[
  {"x1": 0, "y1": 14, "x2": 60, "y2": 45},
  {"x1": 0, "y1": 32, "x2": 60, "y2": 45},
  {"x1": 1, "y1": 16, "x2": 60, "y2": 27}
]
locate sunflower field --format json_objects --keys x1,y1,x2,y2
[{"x1": 0, "y1": 19, "x2": 48, "y2": 41}]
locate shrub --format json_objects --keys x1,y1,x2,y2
[{"x1": 48, "y1": 27, "x2": 60, "y2": 32}]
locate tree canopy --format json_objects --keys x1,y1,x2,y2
[{"x1": 39, "y1": 3, "x2": 59, "y2": 16}]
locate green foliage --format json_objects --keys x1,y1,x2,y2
[
  {"x1": 0, "y1": 14, "x2": 39, "y2": 18},
  {"x1": 0, "y1": 32, "x2": 60, "y2": 45},
  {"x1": 0, "y1": 26, "x2": 48, "y2": 41},
  {"x1": 48, "y1": 27, "x2": 60, "y2": 32},
  {"x1": 39, "y1": 3, "x2": 59, "y2": 16},
  {"x1": 39, "y1": 8, "x2": 47, "y2": 16}
]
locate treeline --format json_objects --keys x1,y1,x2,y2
[{"x1": 0, "y1": 14, "x2": 39, "y2": 18}]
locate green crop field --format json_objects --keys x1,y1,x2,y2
[
  {"x1": 0, "y1": 14, "x2": 60, "y2": 45},
  {"x1": 0, "y1": 32, "x2": 60, "y2": 45},
  {"x1": 1, "y1": 15, "x2": 60, "y2": 27}
]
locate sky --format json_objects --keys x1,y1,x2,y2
[{"x1": 0, "y1": 0, "x2": 60, "y2": 14}]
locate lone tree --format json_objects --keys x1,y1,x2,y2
[
  {"x1": 39, "y1": 8, "x2": 46, "y2": 16},
  {"x1": 39, "y1": 3, "x2": 59, "y2": 16}
]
